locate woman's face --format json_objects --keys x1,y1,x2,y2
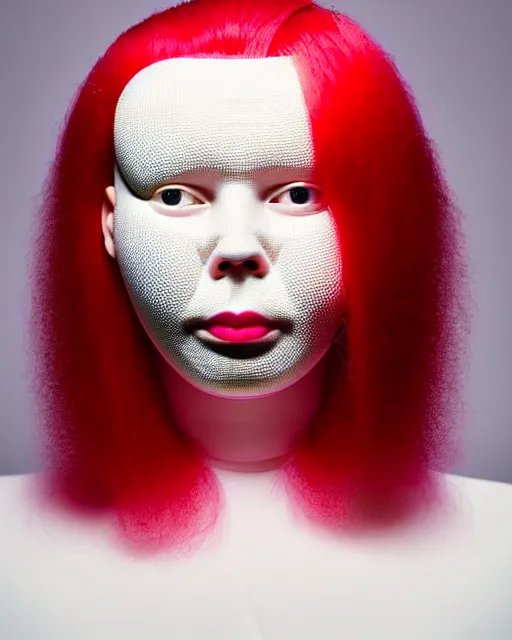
[{"x1": 106, "y1": 56, "x2": 344, "y2": 398}]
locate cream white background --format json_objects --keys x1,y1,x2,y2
[{"x1": 0, "y1": 0, "x2": 510, "y2": 483}]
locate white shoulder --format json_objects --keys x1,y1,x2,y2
[{"x1": 442, "y1": 471, "x2": 512, "y2": 530}]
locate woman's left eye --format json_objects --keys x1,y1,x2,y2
[{"x1": 268, "y1": 185, "x2": 321, "y2": 207}]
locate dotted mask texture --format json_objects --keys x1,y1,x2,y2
[{"x1": 112, "y1": 57, "x2": 344, "y2": 398}]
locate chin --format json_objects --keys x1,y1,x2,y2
[
  {"x1": 164, "y1": 336, "x2": 330, "y2": 399},
  {"x1": 184, "y1": 372, "x2": 295, "y2": 399}
]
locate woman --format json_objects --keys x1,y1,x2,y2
[
  {"x1": 28, "y1": 0, "x2": 469, "y2": 552},
  {"x1": 4, "y1": 1, "x2": 512, "y2": 637}
]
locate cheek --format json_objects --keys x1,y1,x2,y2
[
  {"x1": 274, "y1": 215, "x2": 343, "y2": 319},
  {"x1": 113, "y1": 204, "x2": 203, "y2": 317}
]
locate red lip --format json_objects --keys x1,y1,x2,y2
[
  {"x1": 202, "y1": 312, "x2": 282, "y2": 343},
  {"x1": 205, "y1": 311, "x2": 274, "y2": 328},
  {"x1": 185, "y1": 311, "x2": 292, "y2": 343}
]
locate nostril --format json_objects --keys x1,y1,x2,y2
[
  {"x1": 244, "y1": 260, "x2": 259, "y2": 271},
  {"x1": 218, "y1": 261, "x2": 231, "y2": 272},
  {"x1": 210, "y1": 254, "x2": 268, "y2": 279},
  {"x1": 216, "y1": 258, "x2": 260, "y2": 272}
]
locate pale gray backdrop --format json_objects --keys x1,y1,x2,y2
[{"x1": 1, "y1": 0, "x2": 510, "y2": 482}]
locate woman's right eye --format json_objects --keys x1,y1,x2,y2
[{"x1": 155, "y1": 187, "x2": 205, "y2": 208}]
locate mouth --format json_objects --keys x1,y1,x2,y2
[{"x1": 184, "y1": 311, "x2": 292, "y2": 357}]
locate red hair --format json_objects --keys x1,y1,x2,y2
[{"x1": 29, "y1": 0, "x2": 470, "y2": 552}]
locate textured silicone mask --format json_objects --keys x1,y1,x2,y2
[{"x1": 113, "y1": 56, "x2": 344, "y2": 398}]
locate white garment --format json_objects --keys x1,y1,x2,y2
[{"x1": 0, "y1": 471, "x2": 511, "y2": 639}]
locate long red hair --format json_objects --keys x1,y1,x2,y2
[{"x1": 29, "y1": 0, "x2": 470, "y2": 552}]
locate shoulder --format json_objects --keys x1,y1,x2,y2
[
  {"x1": 0, "y1": 471, "x2": 30, "y2": 501},
  {"x1": 0, "y1": 473, "x2": 249, "y2": 639},
  {"x1": 442, "y1": 471, "x2": 512, "y2": 532},
  {"x1": 239, "y1": 472, "x2": 512, "y2": 639}
]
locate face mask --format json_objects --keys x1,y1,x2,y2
[{"x1": 112, "y1": 56, "x2": 344, "y2": 398}]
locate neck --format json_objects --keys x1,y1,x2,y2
[{"x1": 160, "y1": 353, "x2": 332, "y2": 472}]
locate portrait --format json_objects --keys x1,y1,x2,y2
[
  {"x1": 2, "y1": 0, "x2": 512, "y2": 637},
  {"x1": 28, "y1": 0, "x2": 470, "y2": 551}
]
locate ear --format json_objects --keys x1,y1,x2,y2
[{"x1": 101, "y1": 186, "x2": 116, "y2": 259}]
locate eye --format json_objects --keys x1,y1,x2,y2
[
  {"x1": 267, "y1": 183, "x2": 324, "y2": 214},
  {"x1": 152, "y1": 186, "x2": 207, "y2": 210}
]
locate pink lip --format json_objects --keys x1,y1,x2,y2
[
  {"x1": 207, "y1": 325, "x2": 272, "y2": 342},
  {"x1": 198, "y1": 311, "x2": 282, "y2": 343},
  {"x1": 207, "y1": 311, "x2": 272, "y2": 327}
]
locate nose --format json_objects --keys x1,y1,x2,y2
[
  {"x1": 206, "y1": 189, "x2": 271, "y2": 280},
  {"x1": 209, "y1": 249, "x2": 269, "y2": 280}
]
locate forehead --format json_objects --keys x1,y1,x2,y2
[{"x1": 114, "y1": 57, "x2": 314, "y2": 197}]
